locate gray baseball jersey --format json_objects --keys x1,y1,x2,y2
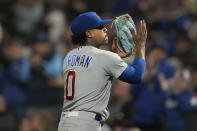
[{"x1": 62, "y1": 46, "x2": 127, "y2": 117}]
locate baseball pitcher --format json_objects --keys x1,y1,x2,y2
[{"x1": 58, "y1": 12, "x2": 147, "y2": 131}]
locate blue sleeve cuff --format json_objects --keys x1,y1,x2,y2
[{"x1": 118, "y1": 58, "x2": 146, "y2": 84}]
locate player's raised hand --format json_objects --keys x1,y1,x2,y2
[
  {"x1": 131, "y1": 20, "x2": 147, "y2": 59},
  {"x1": 131, "y1": 20, "x2": 147, "y2": 48}
]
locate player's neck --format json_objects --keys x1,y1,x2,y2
[
  {"x1": 85, "y1": 43, "x2": 100, "y2": 48},
  {"x1": 86, "y1": 39, "x2": 100, "y2": 48}
]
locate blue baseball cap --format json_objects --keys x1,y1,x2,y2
[{"x1": 71, "y1": 12, "x2": 112, "y2": 35}]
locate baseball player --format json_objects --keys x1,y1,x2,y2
[{"x1": 58, "y1": 12, "x2": 147, "y2": 131}]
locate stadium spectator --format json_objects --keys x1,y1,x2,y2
[
  {"x1": 28, "y1": 32, "x2": 63, "y2": 106},
  {"x1": 19, "y1": 116, "x2": 33, "y2": 131},
  {"x1": 0, "y1": 39, "x2": 30, "y2": 120},
  {"x1": 0, "y1": 95, "x2": 16, "y2": 131},
  {"x1": 184, "y1": 68, "x2": 197, "y2": 131},
  {"x1": 130, "y1": 43, "x2": 176, "y2": 131},
  {"x1": 31, "y1": 111, "x2": 55, "y2": 131},
  {"x1": 14, "y1": 0, "x2": 44, "y2": 38},
  {"x1": 163, "y1": 69, "x2": 194, "y2": 131}
]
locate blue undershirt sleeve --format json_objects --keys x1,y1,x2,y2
[{"x1": 118, "y1": 58, "x2": 146, "y2": 84}]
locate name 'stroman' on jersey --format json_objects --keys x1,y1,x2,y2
[{"x1": 64, "y1": 54, "x2": 93, "y2": 68}]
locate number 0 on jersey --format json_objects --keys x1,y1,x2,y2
[{"x1": 65, "y1": 71, "x2": 76, "y2": 100}]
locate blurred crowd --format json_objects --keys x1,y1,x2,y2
[{"x1": 0, "y1": 0, "x2": 197, "y2": 131}]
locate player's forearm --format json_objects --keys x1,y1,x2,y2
[
  {"x1": 118, "y1": 58, "x2": 146, "y2": 84},
  {"x1": 135, "y1": 45, "x2": 145, "y2": 60}
]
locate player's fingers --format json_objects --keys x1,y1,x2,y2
[
  {"x1": 119, "y1": 52, "x2": 127, "y2": 58},
  {"x1": 140, "y1": 20, "x2": 146, "y2": 39},
  {"x1": 141, "y1": 20, "x2": 145, "y2": 33},
  {"x1": 114, "y1": 45, "x2": 127, "y2": 58},
  {"x1": 111, "y1": 43, "x2": 116, "y2": 52},
  {"x1": 142, "y1": 20, "x2": 147, "y2": 36},
  {"x1": 138, "y1": 20, "x2": 143, "y2": 36},
  {"x1": 130, "y1": 28, "x2": 136, "y2": 37},
  {"x1": 144, "y1": 20, "x2": 148, "y2": 36}
]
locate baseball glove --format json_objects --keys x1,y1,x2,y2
[{"x1": 112, "y1": 14, "x2": 136, "y2": 57}]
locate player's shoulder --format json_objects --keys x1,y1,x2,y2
[
  {"x1": 65, "y1": 46, "x2": 120, "y2": 60},
  {"x1": 92, "y1": 48, "x2": 123, "y2": 64},
  {"x1": 100, "y1": 50, "x2": 121, "y2": 61},
  {"x1": 67, "y1": 47, "x2": 78, "y2": 55},
  {"x1": 93, "y1": 47, "x2": 119, "y2": 57},
  {"x1": 63, "y1": 48, "x2": 77, "y2": 61}
]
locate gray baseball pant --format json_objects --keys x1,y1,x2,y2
[{"x1": 58, "y1": 111, "x2": 102, "y2": 131}]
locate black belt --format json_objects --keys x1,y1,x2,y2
[{"x1": 95, "y1": 114, "x2": 102, "y2": 121}]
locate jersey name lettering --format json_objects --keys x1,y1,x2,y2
[{"x1": 65, "y1": 54, "x2": 92, "y2": 68}]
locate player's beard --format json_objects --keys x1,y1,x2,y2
[
  {"x1": 99, "y1": 37, "x2": 108, "y2": 47},
  {"x1": 96, "y1": 37, "x2": 109, "y2": 47},
  {"x1": 89, "y1": 35, "x2": 109, "y2": 48}
]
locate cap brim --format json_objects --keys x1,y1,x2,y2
[
  {"x1": 77, "y1": 19, "x2": 113, "y2": 34},
  {"x1": 97, "y1": 19, "x2": 113, "y2": 27}
]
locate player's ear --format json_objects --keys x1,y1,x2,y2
[{"x1": 85, "y1": 30, "x2": 93, "y2": 38}]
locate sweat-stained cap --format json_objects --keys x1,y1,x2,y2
[{"x1": 71, "y1": 12, "x2": 112, "y2": 35}]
